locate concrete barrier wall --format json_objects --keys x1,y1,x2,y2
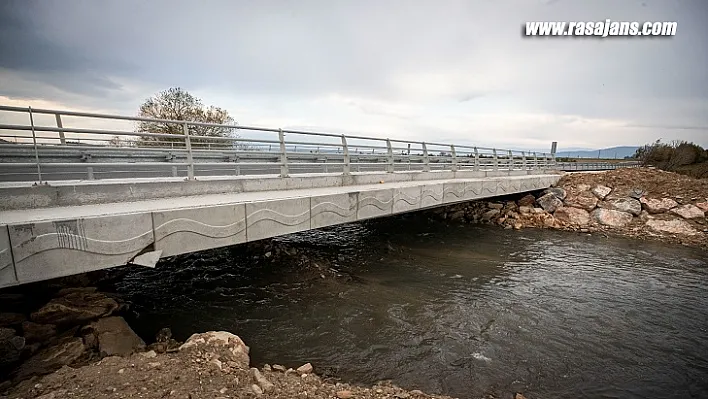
[
  {"x1": 0, "y1": 169, "x2": 548, "y2": 211},
  {"x1": 0, "y1": 173, "x2": 560, "y2": 288}
]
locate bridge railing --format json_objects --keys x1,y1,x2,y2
[{"x1": 0, "y1": 105, "x2": 565, "y2": 183}]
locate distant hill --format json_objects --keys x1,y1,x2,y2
[{"x1": 555, "y1": 146, "x2": 638, "y2": 159}]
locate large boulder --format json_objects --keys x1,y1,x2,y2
[
  {"x1": 542, "y1": 187, "x2": 567, "y2": 200},
  {"x1": 591, "y1": 208, "x2": 633, "y2": 227},
  {"x1": 13, "y1": 337, "x2": 85, "y2": 381},
  {"x1": 640, "y1": 197, "x2": 679, "y2": 214},
  {"x1": 591, "y1": 185, "x2": 612, "y2": 200},
  {"x1": 517, "y1": 194, "x2": 536, "y2": 207},
  {"x1": 21, "y1": 321, "x2": 57, "y2": 345},
  {"x1": 646, "y1": 219, "x2": 699, "y2": 236},
  {"x1": 179, "y1": 331, "x2": 250, "y2": 370},
  {"x1": 0, "y1": 327, "x2": 25, "y2": 368},
  {"x1": 606, "y1": 198, "x2": 642, "y2": 216},
  {"x1": 31, "y1": 291, "x2": 119, "y2": 326},
  {"x1": 537, "y1": 193, "x2": 563, "y2": 213},
  {"x1": 554, "y1": 207, "x2": 591, "y2": 226},
  {"x1": 564, "y1": 191, "x2": 598, "y2": 212},
  {"x1": 83, "y1": 316, "x2": 145, "y2": 357},
  {"x1": 670, "y1": 204, "x2": 705, "y2": 220}
]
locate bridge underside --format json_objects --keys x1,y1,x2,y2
[{"x1": 0, "y1": 170, "x2": 560, "y2": 288}]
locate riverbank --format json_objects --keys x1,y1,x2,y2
[
  {"x1": 428, "y1": 167, "x2": 708, "y2": 250},
  {"x1": 3, "y1": 331, "x2": 455, "y2": 399},
  {"x1": 0, "y1": 288, "x2": 463, "y2": 399}
]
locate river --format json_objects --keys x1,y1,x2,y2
[{"x1": 108, "y1": 215, "x2": 708, "y2": 399}]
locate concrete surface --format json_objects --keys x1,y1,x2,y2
[{"x1": 0, "y1": 172, "x2": 561, "y2": 288}]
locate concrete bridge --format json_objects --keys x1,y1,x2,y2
[{"x1": 0, "y1": 105, "x2": 570, "y2": 288}]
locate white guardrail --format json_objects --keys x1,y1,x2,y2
[{"x1": 0, "y1": 105, "x2": 636, "y2": 183}]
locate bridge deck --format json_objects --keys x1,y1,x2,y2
[
  {"x1": 0, "y1": 172, "x2": 560, "y2": 288},
  {"x1": 0, "y1": 174, "x2": 550, "y2": 225}
]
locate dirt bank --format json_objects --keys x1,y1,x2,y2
[
  {"x1": 428, "y1": 167, "x2": 708, "y2": 249},
  {"x1": 2, "y1": 330, "x2": 458, "y2": 399}
]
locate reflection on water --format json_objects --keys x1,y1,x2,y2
[{"x1": 111, "y1": 216, "x2": 708, "y2": 399}]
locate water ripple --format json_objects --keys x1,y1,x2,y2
[{"x1": 111, "y1": 217, "x2": 708, "y2": 399}]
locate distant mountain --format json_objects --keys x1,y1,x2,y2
[{"x1": 555, "y1": 146, "x2": 639, "y2": 159}]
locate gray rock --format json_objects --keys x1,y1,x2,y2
[
  {"x1": 646, "y1": 219, "x2": 699, "y2": 235},
  {"x1": 591, "y1": 185, "x2": 612, "y2": 200},
  {"x1": 22, "y1": 321, "x2": 57, "y2": 345},
  {"x1": 179, "y1": 331, "x2": 250, "y2": 369},
  {"x1": 591, "y1": 208, "x2": 633, "y2": 227},
  {"x1": 13, "y1": 337, "x2": 85, "y2": 381},
  {"x1": 251, "y1": 367, "x2": 275, "y2": 392},
  {"x1": 607, "y1": 198, "x2": 642, "y2": 216},
  {"x1": 481, "y1": 209, "x2": 500, "y2": 221},
  {"x1": 296, "y1": 363, "x2": 313, "y2": 374},
  {"x1": 542, "y1": 187, "x2": 567, "y2": 200},
  {"x1": 84, "y1": 316, "x2": 145, "y2": 357},
  {"x1": 628, "y1": 188, "x2": 645, "y2": 199},
  {"x1": 554, "y1": 207, "x2": 591, "y2": 226},
  {"x1": 488, "y1": 203, "x2": 504, "y2": 210},
  {"x1": 31, "y1": 291, "x2": 119, "y2": 326},
  {"x1": 518, "y1": 206, "x2": 534, "y2": 215},
  {"x1": 0, "y1": 327, "x2": 25, "y2": 367},
  {"x1": 564, "y1": 191, "x2": 598, "y2": 212},
  {"x1": 536, "y1": 193, "x2": 563, "y2": 213},
  {"x1": 640, "y1": 197, "x2": 679, "y2": 214},
  {"x1": 670, "y1": 204, "x2": 705, "y2": 219}
]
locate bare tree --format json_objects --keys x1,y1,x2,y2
[{"x1": 136, "y1": 87, "x2": 237, "y2": 148}]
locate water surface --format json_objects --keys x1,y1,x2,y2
[{"x1": 111, "y1": 217, "x2": 708, "y2": 399}]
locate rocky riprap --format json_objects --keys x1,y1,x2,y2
[
  {"x1": 0, "y1": 288, "x2": 148, "y2": 387},
  {"x1": 428, "y1": 168, "x2": 708, "y2": 248}
]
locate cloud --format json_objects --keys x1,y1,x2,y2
[{"x1": 0, "y1": 0, "x2": 706, "y2": 150}]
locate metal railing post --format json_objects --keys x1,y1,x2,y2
[
  {"x1": 492, "y1": 149, "x2": 499, "y2": 171},
  {"x1": 28, "y1": 107, "x2": 43, "y2": 184},
  {"x1": 508, "y1": 150, "x2": 514, "y2": 171},
  {"x1": 532, "y1": 152, "x2": 537, "y2": 170},
  {"x1": 386, "y1": 139, "x2": 394, "y2": 173},
  {"x1": 450, "y1": 144, "x2": 458, "y2": 171},
  {"x1": 521, "y1": 152, "x2": 527, "y2": 171},
  {"x1": 279, "y1": 129, "x2": 289, "y2": 177},
  {"x1": 183, "y1": 123, "x2": 195, "y2": 180},
  {"x1": 55, "y1": 113, "x2": 66, "y2": 145},
  {"x1": 422, "y1": 142, "x2": 430, "y2": 172},
  {"x1": 341, "y1": 135, "x2": 351, "y2": 176},
  {"x1": 473, "y1": 147, "x2": 479, "y2": 171}
]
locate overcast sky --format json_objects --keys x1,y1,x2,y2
[{"x1": 0, "y1": 0, "x2": 706, "y2": 151}]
